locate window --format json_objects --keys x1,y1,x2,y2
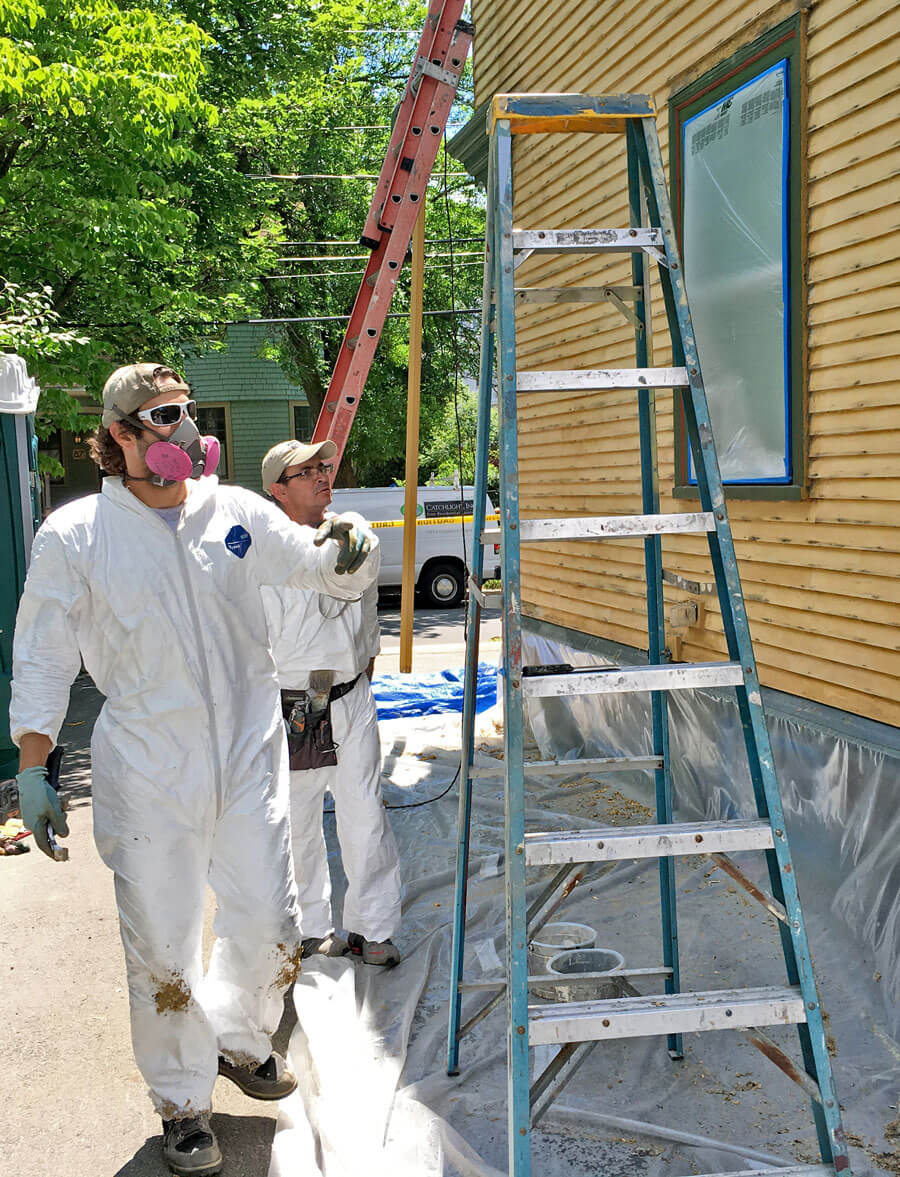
[
  {"x1": 292, "y1": 401, "x2": 315, "y2": 441},
  {"x1": 196, "y1": 403, "x2": 232, "y2": 481},
  {"x1": 670, "y1": 16, "x2": 804, "y2": 498}
]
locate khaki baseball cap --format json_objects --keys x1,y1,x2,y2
[
  {"x1": 261, "y1": 438, "x2": 338, "y2": 493},
  {"x1": 101, "y1": 363, "x2": 191, "y2": 427}
]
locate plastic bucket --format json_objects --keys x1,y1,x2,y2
[
  {"x1": 546, "y1": 947, "x2": 626, "y2": 1001},
  {"x1": 528, "y1": 922, "x2": 596, "y2": 1000}
]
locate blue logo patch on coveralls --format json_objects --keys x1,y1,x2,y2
[{"x1": 225, "y1": 524, "x2": 252, "y2": 558}]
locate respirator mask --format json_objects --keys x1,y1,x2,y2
[{"x1": 114, "y1": 399, "x2": 220, "y2": 487}]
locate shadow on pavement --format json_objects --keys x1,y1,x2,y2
[{"x1": 114, "y1": 1113, "x2": 277, "y2": 1177}]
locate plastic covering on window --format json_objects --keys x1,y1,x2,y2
[{"x1": 683, "y1": 61, "x2": 790, "y2": 482}]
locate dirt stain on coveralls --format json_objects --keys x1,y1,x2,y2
[
  {"x1": 272, "y1": 942, "x2": 303, "y2": 989},
  {"x1": 153, "y1": 973, "x2": 192, "y2": 1014}
]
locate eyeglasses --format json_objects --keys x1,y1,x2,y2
[
  {"x1": 280, "y1": 462, "x2": 334, "y2": 483},
  {"x1": 136, "y1": 399, "x2": 197, "y2": 427}
]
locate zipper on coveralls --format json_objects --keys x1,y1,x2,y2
[{"x1": 172, "y1": 520, "x2": 225, "y2": 815}]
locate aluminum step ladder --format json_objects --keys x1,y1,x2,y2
[
  {"x1": 310, "y1": 0, "x2": 473, "y2": 470},
  {"x1": 445, "y1": 93, "x2": 850, "y2": 1177}
]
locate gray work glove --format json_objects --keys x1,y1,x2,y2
[
  {"x1": 16, "y1": 765, "x2": 68, "y2": 860},
  {"x1": 314, "y1": 514, "x2": 374, "y2": 575}
]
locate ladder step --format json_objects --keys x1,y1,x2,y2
[
  {"x1": 519, "y1": 513, "x2": 715, "y2": 542},
  {"x1": 513, "y1": 228, "x2": 662, "y2": 253},
  {"x1": 518, "y1": 367, "x2": 689, "y2": 392},
  {"x1": 528, "y1": 984, "x2": 806, "y2": 1046},
  {"x1": 467, "y1": 576, "x2": 502, "y2": 608},
  {"x1": 523, "y1": 661, "x2": 744, "y2": 698},
  {"x1": 470, "y1": 755, "x2": 662, "y2": 779},
  {"x1": 525, "y1": 819, "x2": 775, "y2": 866},
  {"x1": 677, "y1": 1168, "x2": 833, "y2": 1177}
]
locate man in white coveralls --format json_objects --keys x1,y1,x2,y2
[
  {"x1": 261, "y1": 440, "x2": 402, "y2": 968},
  {"x1": 9, "y1": 364, "x2": 378, "y2": 1177}
]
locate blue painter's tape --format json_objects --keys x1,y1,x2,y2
[{"x1": 225, "y1": 524, "x2": 252, "y2": 558}]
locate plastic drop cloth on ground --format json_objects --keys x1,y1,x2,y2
[
  {"x1": 372, "y1": 663, "x2": 498, "y2": 720},
  {"x1": 269, "y1": 702, "x2": 900, "y2": 1177}
]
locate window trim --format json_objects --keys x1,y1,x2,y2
[
  {"x1": 669, "y1": 14, "x2": 807, "y2": 501},
  {"x1": 196, "y1": 401, "x2": 233, "y2": 482},
  {"x1": 290, "y1": 398, "x2": 316, "y2": 442}
]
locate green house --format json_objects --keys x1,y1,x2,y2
[{"x1": 182, "y1": 324, "x2": 315, "y2": 494}]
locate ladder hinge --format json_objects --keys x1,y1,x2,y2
[{"x1": 414, "y1": 55, "x2": 461, "y2": 88}]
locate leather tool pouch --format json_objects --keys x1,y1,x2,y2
[{"x1": 281, "y1": 690, "x2": 338, "y2": 771}]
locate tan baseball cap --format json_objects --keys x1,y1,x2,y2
[
  {"x1": 261, "y1": 438, "x2": 338, "y2": 493},
  {"x1": 101, "y1": 363, "x2": 191, "y2": 427}
]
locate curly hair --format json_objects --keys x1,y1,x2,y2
[{"x1": 87, "y1": 421, "x2": 142, "y2": 477}]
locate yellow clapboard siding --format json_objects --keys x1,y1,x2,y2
[
  {"x1": 808, "y1": 176, "x2": 900, "y2": 237},
  {"x1": 808, "y1": 208, "x2": 900, "y2": 261},
  {"x1": 810, "y1": 371, "x2": 899, "y2": 402},
  {"x1": 808, "y1": 258, "x2": 900, "y2": 309},
  {"x1": 808, "y1": 280, "x2": 900, "y2": 328},
  {"x1": 809, "y1": 430, "x2": 900, "y2": 459},
  {"x1": 807, "y1": 56, "x2": 900, "y2": 135},
  {"x1": 808, "y1": 153, "x2": 900, "y2": 214},
  {"x1": 810, "y1": 406, "x2": 900, "y2": 435},
  {"x1": 807, "y1": 31, "x2": 897, "y2": 110},
  {"x1": 807, "y1": 0, "x2": 895, "y2": 56}
]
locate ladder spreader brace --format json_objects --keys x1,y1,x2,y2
[
  {"x1": 445, "y1": 92, "x2": 851, "y2": 1177},
  {"x1": 310, "y1": 0, "x2": 473, "y2": 470}
]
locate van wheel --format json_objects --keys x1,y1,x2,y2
[{"x1": 420, "y1": 560, "x2": 465, "y2": 608}]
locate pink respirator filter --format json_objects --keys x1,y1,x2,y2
[
  {"x1": 201, "y1": 435, "x2": 220, "y2": 477},
  {"x1": 145, "y1": 441, "x2": 194, "y2": 482}
]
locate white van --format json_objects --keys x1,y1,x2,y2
[{"x1": 329, "y1": 485, "x2": 500, "y2": 607}]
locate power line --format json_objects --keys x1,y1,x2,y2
[
  {"x1": 247, "y1": 171, "x2": 472, "y2": 181},
  {"x1": 275, "y1": 236, "x2": 483, "y2": 247},
  {"x1": 271, "y1": 123, "x2": 468, "y2": 133},
  {"x1": 272, "y1": 250, "x2": 482, "y2": 262},
  {"x1": 263, "y1": 260, "x2": 483, "y2": 279},
  {"x1": 63, "y1": 308, "x2": 479, "y2": 329}
]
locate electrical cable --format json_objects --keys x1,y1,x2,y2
[{"x1": 323, "y1": 762, "x2": 460, "y2": 814}]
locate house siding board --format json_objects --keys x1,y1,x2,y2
[{"x1": 472, "y1": 0, "x2": 900, "y2": 726}]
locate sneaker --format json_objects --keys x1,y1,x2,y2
[
  {"x1": 217, "y1": 1052, "x2": 297, "y2": 1100},
  {"x1": 347, "y1": 933, "x2": 401, "y2": 967},
  {"x1": 302, "y1": 933, "x2": 349, "y2": 958},
  {"x1": 162, "y1": 1113, "x2": 222, "y2": 1176}
]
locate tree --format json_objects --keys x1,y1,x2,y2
[
  {"x1": 0, "y1": 0, "x2": 485, "y2": 484},
  {"x1": 0, "y1": 0, "x2": 277, "y2": 386},
  {"x1": 211, "y1": 4, "x2": 484, "y2": 484}
]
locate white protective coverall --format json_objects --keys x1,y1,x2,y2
[
  {"x1": 9, "y1": 475, "x2": 377, "y2": 1119},
  {"x1": 262, "y1": 527, "x2": 402, "y2": 944}
]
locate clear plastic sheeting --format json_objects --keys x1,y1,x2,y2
[
  {"x1": 683, "y1": 61, "x2": 790, "y2": 483},
  {"x1": 269, "y1": 700, "x2": 899, "y2": 1177},
  {"x1": 521, "y1": 628, "x2": 900, "y2": 1042}
]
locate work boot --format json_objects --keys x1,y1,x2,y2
[
  {"x1": 162, "y1": 1113, "x2": 222, "y2": 1176},
  {"x1": 347, "y1": 932, "x2": 401, "y2": 967},
  {"x1": 302, "y1": 932, "x2": 349, "y2": 958},
  {"x1": 217, "y1": 1052, "x2": 297, "y2": 1100}
]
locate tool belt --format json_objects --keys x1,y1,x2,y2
[{"x1": 281, "y1": 674, "x2": 361, "y2": 771}]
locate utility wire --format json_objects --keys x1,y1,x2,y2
[
  {"x1": 65, "y1": 308, "x2": 480, "y2": 330},
  {"x1": 247, "y1": 172, "x2": 471, "y2": 181},
  {"x1": 262, "y1": 260, "x2": 483, "y2": 279},
  {"x1": 272, "y1": 250, "x2": 482, "y2": 262},
  {"x1": 275, "y1": 237, "x2": 482, "y2": 246}
]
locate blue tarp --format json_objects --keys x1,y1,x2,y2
[{"x1": 372, "y1": 663, "x2": 498, "y2": 720}]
